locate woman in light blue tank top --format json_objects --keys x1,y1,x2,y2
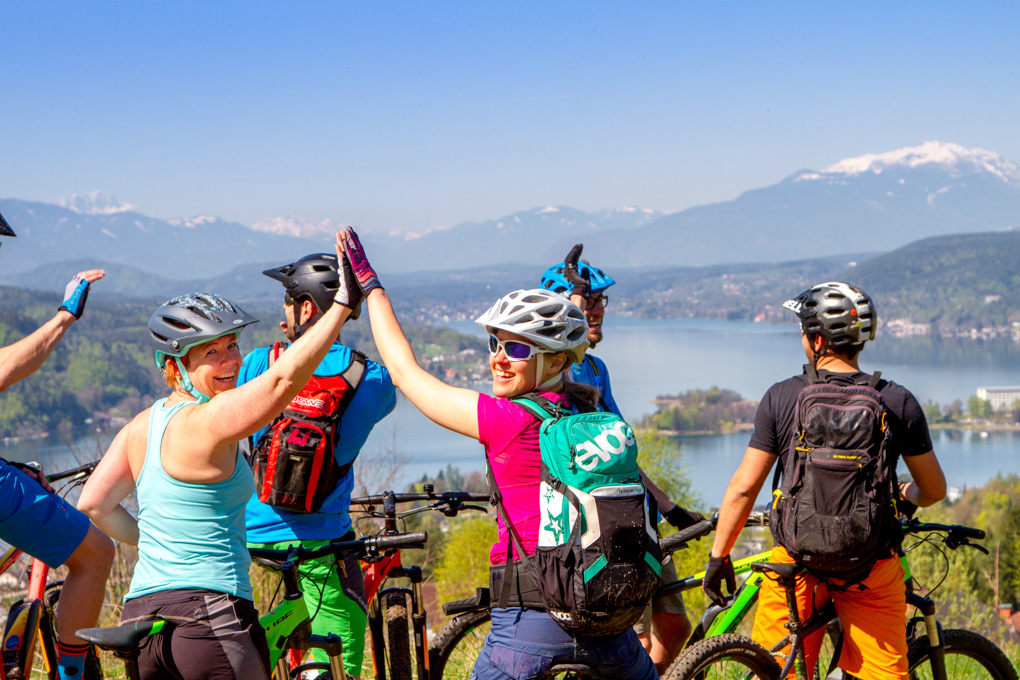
[{"x1": 78, "y1": 237, "x2": 362, "y2": 680}]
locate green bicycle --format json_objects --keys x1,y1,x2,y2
[
  {"x1": 664, "y1": 517, "x2": 1018, "y2": 680},
  {"x1": 76, "y1": 531, "x2": 427, "y2": 680}
]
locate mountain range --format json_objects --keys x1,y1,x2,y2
[{"x1": 1, "y1": 141, "x2": 1018, "y2": 285}]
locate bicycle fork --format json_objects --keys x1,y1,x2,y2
[{"x1": 907, "y1": 593, "x2": 946, "y2": 680}]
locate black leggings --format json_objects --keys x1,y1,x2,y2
[{"x1": 121, "y1": 589, "x2": 270, "y2": 680}]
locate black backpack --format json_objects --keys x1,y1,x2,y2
[
  {"x1": 770, "y1": 365, "x2": 900, "y2": 584},
  {"x1": 249, "y1": 343, "x2": 366, "y2": 514}
]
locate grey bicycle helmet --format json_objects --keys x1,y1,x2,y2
[
  {"x1": 263, "y1": 253, "x2": 340, "y2": 314},
  {"x1": 148, "y1": 293, "x2": 258, "y2": 401},
  {"x1": 475, "y1": 289, "x2": 589, "y2": 363},
  {"x1": 782, "y1": 282, "x2": 877, "y2": 348}
]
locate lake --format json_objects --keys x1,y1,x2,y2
[{"x1": 4, "y1": 317, "x2": 1019, "y2": 509}]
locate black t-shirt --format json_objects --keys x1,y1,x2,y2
[{"x1": 749, "y1": 368, "x2": 934, "y2": 478}]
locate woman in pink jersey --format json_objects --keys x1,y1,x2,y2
[{"x1": 340, "y1": 229, "x2": 657, "y2": 680}]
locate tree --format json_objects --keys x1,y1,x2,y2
[{"x1": 432, "y1": 515, "x2": 499, "y2": 607}]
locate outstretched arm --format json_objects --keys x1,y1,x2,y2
[
  {"x1": 0, "y1": 269, "x2": 105, "y2": 391},
  {"x1": 365, "y1": 288, "x2": 480, "y2": 439},
  {"x1": 188, "y1": 235, "x2": 358, "y2": 446},
  {"x1": 341, "y1": 228, "x2": 480, "y2": 439}
]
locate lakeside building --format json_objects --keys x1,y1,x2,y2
[{"x1": 976, "y1": 386, "x2": 1020, "y2": 413}]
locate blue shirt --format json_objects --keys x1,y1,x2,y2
[
  {"x1": 240, "y1": 342, "x2": 396, "y2": 543},
  {"x1": 570, "y1": 354, "x2": 622, "y2": 417}
]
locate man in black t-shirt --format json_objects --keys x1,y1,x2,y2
[{"x1": 702, "y1": 282, "x2": 947, "y2": 679}]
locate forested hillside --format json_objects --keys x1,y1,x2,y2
[
  {"x1": 0, "y1": 288, "x2": 480, "y2": 438},
  {"x1": 848, "y1": 231, "x2": 1020, "y2": 330}
]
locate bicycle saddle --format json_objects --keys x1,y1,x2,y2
[
  {"x1": 750, "y1": 562, "x2": 803, "y2": 580},
  {"x1": 76, "y1": 619, "x2": 173, "y2": 654}
]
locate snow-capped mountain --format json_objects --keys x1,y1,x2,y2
[
  {"x1": 570, "y1": 140, "x2": 1020, "y2": 268},
  {"x1": 250, "y1": 215, "x2": 344, "y2": 239},
  {"x1": 3, "y1": 141, "x2": 1018, "y2": 280},
  {"x1": 57, "y1": 190, "x2": 137, "y2": 215},
  {"x1": 805, "y1": 141, "x2": 1020, "y2": 183}
]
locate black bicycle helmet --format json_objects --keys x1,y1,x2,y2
[
  {"x1": 263, "y1": 253, "x2": 339, "y2": 314},
  {"x1": 148, "y1": 293, "x2": 258, "y2": 370},
  {"x1": 0, "y1": 211, "x2": 15, "y2": 238},
  {"x1": 782, "y1": 281, "x2": 877, "y2": 348}
]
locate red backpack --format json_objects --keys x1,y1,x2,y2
[{"x1": 249, "y1": 342, "x2": 367, "y2": 513}]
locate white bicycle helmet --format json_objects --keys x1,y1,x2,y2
[{"x1": 475, "y1": 289, "x2": 589, "y2": 364}]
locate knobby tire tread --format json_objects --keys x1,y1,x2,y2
[
  {"x1": 428, "y1": 609, "x2": 491, "y2": 680},
  {"x1": 385, "y1": 592, "x2": 413, "y2": 680},
  {"x1": 663, "y1": 633, "x2": 782, "y2": 680},
  {"x1": 907, "y1": 628, "x2": 1017, "y2": 680}
]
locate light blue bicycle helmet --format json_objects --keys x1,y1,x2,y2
[{"x1": 540, "y1": 260, "x2": 615, "y2": 296}]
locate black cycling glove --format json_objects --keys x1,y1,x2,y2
[
  {"x1": 703, "y1": 554, "x2": 736, "y2": 607},
  {"x1": 58, "y1": 275, "x2": 91, "y2": 319},
  {"x1": 335, "y1": 252, "x2": 364, "y2": 319},
  {"x1": 663, "y1": 506, "x2": 706, "y2": 530},
  {"x1": 562, "y1": 244, "x2": 591, "y2": 299}
]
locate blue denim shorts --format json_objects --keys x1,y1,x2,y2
[
  {"x1": 0, "y1": 460, "x2": 90, "y2": 568},
  {"x1": 470, "y1": 607, "x2": 656, "y2": 680}
]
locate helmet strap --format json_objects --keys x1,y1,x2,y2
[
  {"x1": 535, "y1": 354, "x2": 564, "y2": 391},
  {"x1": 173, "y1": 356, "x2": 211, "y2": 404}
]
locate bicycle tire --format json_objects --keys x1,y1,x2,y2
[
  {"x1": 663, "y1": 633, "x2": 782, "y2": 680},
  {"x1": 428, "y1": 609, "x2": 491, "y2": 680},
  {"x1": 384, "y1": 591, "x2": 413, "y2": 680},
  {"x1": 907, "y1": 628, "x2": 1018, "y2": 680},
  {"x1": 43, "y1": 583, "x2": 103, "y2": 680}
]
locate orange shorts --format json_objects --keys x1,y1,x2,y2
[{"x1": 751, "y1": 546, "x2": 908, "y2": 680}]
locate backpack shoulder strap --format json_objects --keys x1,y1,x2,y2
[
  {"x1": 267, "y1": 341, "x2": 286, "y2": 368},
  {"x1": 866, "y1": 370, "x2": 882, "y2": 389},
  {"x1": 343, "y1": 350, "x2": 368, "y2": 388},
  {"x1": 512, "y1": 394, "x2": 559, "y2": 421}
]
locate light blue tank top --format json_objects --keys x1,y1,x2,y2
[{"x1": 125, "y1": 399, "x2": 255, "y2": 601}]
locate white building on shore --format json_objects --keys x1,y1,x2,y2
[{"x1": 976, "y1": 386, "x2": 1020, "y2": 413}]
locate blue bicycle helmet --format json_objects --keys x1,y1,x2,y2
[{"x1": 540, "y1": 260, "x2": 615, "y2": 296}]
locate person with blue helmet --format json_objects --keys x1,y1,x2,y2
[
  {"x1": 241, "y1": 252, "x2": 396, "y2": 679},
  {"x1": 0, "y1": 235, "x2": 114, "y2": 680},
  {"x1": 541, "y1": 245, "x2": 702, "y2": 675}
]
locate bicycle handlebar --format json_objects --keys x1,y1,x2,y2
[
  {"x1": 248, "y1": 530, "x2": 429, "y2": 564},
  {"x1": 903, "y1": 519, "x2": 985, "y2": 541},
  {"x1": 352, "y1": 491, "x2": 490, "y2": 505},
  {"x1": 660, "y1": 520, "x2": 714, "y2": 554},
  {"x1": 47, "y1": 460, "x2": 101, "y2": 483}
]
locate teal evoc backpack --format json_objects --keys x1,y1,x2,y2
[{"x1": 489, "y1": 394, "x2": 662, "y2": 637}]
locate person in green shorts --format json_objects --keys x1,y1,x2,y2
[{"x1": 241, "y1": 253, "x2": 396, "y2": 678}]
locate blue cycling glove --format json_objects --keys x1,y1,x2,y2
[{"x1": 59, "y1": 275, "x2": 91, "y2": 319}]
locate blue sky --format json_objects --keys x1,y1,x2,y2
[{"x1": 2, "y1": 2, "x2": 1018, "y2": 233}]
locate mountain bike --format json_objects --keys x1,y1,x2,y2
[
  {"x1": 665, "y1": 518, "x2": 1018, "y2": 680},
  {"x1": 351, "y1": 486, "x2": 489, "y2": 680},
  {"x1": 428, "y1": 518, "x2": 728, "y2": 680},
  {"x1": 1, "y1": 460, "x2": 101, "y2": 680},
  {"x1": 76, "y1": 531, "x2": 427, "y2": 680}
]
